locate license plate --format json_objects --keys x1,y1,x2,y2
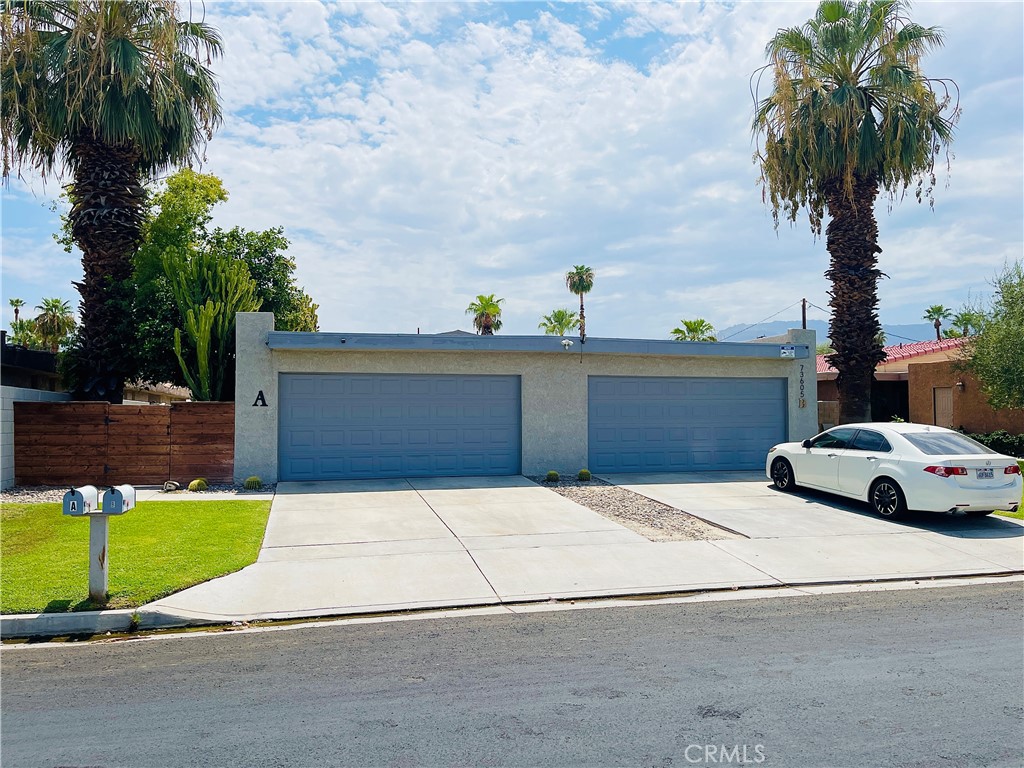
[{"x1": 976, "y1": 468, "x2": 994, "y2": 479}]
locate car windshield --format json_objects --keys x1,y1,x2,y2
[{"x1": 902, "y1": 432, "x2": 997, "y2": 456}]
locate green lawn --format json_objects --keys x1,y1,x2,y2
[
  {"x1": 1, "y1": 500, "x2": 271, "y2": 614},
  {"x1": 993, "y1": 460, "x2": 1024, "y2": 520}
]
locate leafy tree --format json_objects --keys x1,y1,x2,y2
[
  {"x1": 923, "y1": 304, "x2": 952, "y2": 341},
  {"x1": 962, "y1": 261, "x2": 1024, "y2": 410},
  {"x1": 816, "y1": 342, "x2": 836, "y2": 355},
  {"x1": 753, "y1": 0, "x2": 958, "y2": 423},
  {"x1": 538, "y1": 308, "x2": 580, "y2": 336},
  {"x1": 671, "y1": 318, "x2": 717, "y2": 342},
  {"x1": 9, "y1": 317, "x2": 40, "y2": 348},
  {"x1": 1, "y1": 0, "x2": 222, "y2": 402},
  {"x1": 565, "y1": 265, "x2": 595, "y2": 342},
  {"x1": 466, "y1": 294, "x2": 504, "y2": 335},
  {"x1": 164, "y1": 248, "x2": 260, "y2": 401},
  {"x1": 33, "y1": 298, "x2": 76, "y2": 353}
]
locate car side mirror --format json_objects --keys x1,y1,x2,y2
[{"x1": 801, "y1": 439, "x2": 812, "y2": 449}]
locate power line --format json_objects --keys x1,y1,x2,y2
[{"x1": 720, "y1": 300, "x2": 803, "y2": 341}]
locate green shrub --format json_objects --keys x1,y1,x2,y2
[
  {"x1": 577, "y1": 469, "x2": 592, "y2": 481},
  {"x1": 545, "y1": 470, "x2": 560, "y2": 483},
  {"x1": 961, "y1": 430, "x2": 1024, "y2": 458},
  {"x1": 243, "y1": 476, "x2": 262, "y2": 490},
  {"x1": 187, "y1": 478, "x2": 209, "y2": 492}
]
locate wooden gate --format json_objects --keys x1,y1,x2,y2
[{"x1": 13, "y1": 402, "x2": 234, "y2": 486}]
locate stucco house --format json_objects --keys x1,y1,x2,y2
[{"x1": 234, "y1": 312, "x2": 817, "y2": 483}]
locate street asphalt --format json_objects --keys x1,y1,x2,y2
[{"x1": 2, "y1": 472, "x2": 1022, "y2": 638}]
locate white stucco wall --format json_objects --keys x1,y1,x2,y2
[
  {"x1": 234, "y1": 313, "x2": 817, "y2": 482},
  {"x1": 1, "y1": 386, "x2": 71, "y2": 489}
]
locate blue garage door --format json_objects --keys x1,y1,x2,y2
[
  {"x1": 279, "y1": 374, "x2": 521, "y2": 480},
  {"x1": 588, "y1": 376, "x2": 787, "y2": 473}
]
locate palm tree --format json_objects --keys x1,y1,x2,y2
[
  {"x1": 9, "y1": 297, "x2": 25, "y2": 324},
  {"x1": 2, "y1": 0, "x2": 222, "y2": 401},
  {"x1": 9, "y1": 317, "x2": 40, "y2": 348},
  {"x1": 753, "y1": 0, "x2": 958, "y2": 423},
  {"x1": 671, "y1": 318, "x2": 717, "y2": 342},
  {"x1": 466, "y1": 294, "x2": 505, "y2": 335},
  {"x1": 34, "y1": 298, "x2": 76, "y2": 353},
  {"x1": 950, "y1": 308, "x2": 984, "y2": 338},
  {"x1": 538, "y1": 308, "x2": 580, "y2": 336},
  {"x1": 923, "y1": 305, "x2": 952, "y2": 341},
  {"x1": 565, "y1": 265, "x2": 595, "y2": 342}
]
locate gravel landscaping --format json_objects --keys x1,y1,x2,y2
[
  {"x1": 530, "y1": 476, "x2": 744, "y2": 542},
  {"x1": 0, "y1": 483, "x2": 276, "y2": 504}
]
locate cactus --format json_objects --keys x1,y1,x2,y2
[
  {"x1": 577, "y1": 468, "x2": 592, "y2": 481},
  {"x1": 243, "y1": 475, "x2": 262, "y2": 490},
  {"x1": 187, "y1": 478, "x2": 209, "y2": 492}
]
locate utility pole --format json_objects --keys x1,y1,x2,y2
[{"x1": 801, "y1": 298, "x2": 807, "y2": 330}]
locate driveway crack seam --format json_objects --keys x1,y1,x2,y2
[{"x1": 411, "y1": 486, "x2": 502, "y2": 601}]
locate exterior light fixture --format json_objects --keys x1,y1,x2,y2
[
  {"x1": 955, "y1": 380, "x2": 965, "y2": 392},
  {"x1": 561, "y1": 338, "x2": 574, "y2": 350}
]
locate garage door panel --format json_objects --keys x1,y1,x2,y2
[
  {"x1": 280, "y1": 374, "x2": 521, "y2": 480},
  {"x1": 589, "y1": 376, "x2": 786, "y2": 473}
]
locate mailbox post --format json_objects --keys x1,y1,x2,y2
[{"x1": 63, "y1": 485, "x2": 134, "y2": 603}]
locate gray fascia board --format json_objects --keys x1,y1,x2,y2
[{"x1": 265, "y1": 332, "x2": 809, "y2": 360}]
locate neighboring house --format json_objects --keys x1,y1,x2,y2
[
  {"x1": 817, "y1": 337, "x2": 1023, "y2": 433},
  {"x1": 234, "y1": 312, "x2": 818, "y2": 483},
  {"x1": 123, "y1": 381, "x2": 190, "y2": 405}
]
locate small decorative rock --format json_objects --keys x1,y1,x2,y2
[{"x1": 162, "y1": 481, "x2": 181, "y2": 492}]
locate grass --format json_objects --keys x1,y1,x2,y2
[
  {"x1": 1, "y1": 500, "x2": 271, "y2": 614},
  {"x1": 993, "y1": 460, "x2": 1024, "y2": 520}
]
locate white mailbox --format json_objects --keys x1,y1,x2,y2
[
  {"x1": 63, "y1": 485, "x2": 99, "y2": 516},
  {"x1": 101, "y1": 485, "x2": 136, "y2": 515}
]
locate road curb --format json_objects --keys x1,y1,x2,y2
[{"x1": 1, "y1": 606, "x2": 223, "y2": 639}]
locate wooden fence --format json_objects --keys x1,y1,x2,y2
[{"x1": 13, "y1": 401, "x2": 234, "y2": 486}]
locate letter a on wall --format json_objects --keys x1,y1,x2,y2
[{"x1": 253, "y1": 390, "x2": 268, "y2": 407}]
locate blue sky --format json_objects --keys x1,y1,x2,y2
[{"x1": 2, "y1": 1, "x2": 1022, "y2": 341}]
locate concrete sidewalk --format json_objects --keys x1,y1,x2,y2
[{"x1": 4, "y1": 474, "x2": 1022, "y2": 638}]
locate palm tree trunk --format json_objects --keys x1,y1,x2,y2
[
  {"x1": 578, "y1": 294, "x2": 586, "y2": 342},
  {"x1": 68, "y1": 135, "x2": 147, "y2": 403},
  {"x1": 823, "y1": 174, "x2": 887, "y2": 424}
]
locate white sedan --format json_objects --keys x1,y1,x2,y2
[{"x1": 765, "y1": 422, "x2": 1022, "y2": 519}]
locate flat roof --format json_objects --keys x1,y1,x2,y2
[{"x1": 266, "y1": 332, "x2": 810, "y2": 360}]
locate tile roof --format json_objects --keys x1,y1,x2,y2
[{"x1": 817, "y1": 336, "x2": 965, "y2": 374}]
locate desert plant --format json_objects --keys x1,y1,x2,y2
[
  {"x1": 577, "y1": 469, "x2": 592, "y2": 481},
  {"x1": 243, "y1": 476, "x2": 262, "y2": 490},
  {"x1": 187, "y1": 478, "x2": 209, "y2": 492},
  {"x1": 545, "y1": 470, "x2": 560, "y2": 483}
]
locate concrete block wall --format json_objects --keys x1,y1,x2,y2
[{"x1": 1, "y1": 386, "x2": 71, "y2": 489}]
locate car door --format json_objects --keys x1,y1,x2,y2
[
  {"x1": 838, "y1": 429, "x2": 893, "y2": 497},
  {"x1": 798, "y1": 427, "x2": 857, "y2": 491}
]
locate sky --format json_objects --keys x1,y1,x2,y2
[{"x1": 2, "y1": 1, "x2": 1022, "y2": 342}]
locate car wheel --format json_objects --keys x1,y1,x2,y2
[
  {"x1": 870, "y1": 479, "x2": 906, "y2": 519},
  {"x1": 965, "y1": 510, "x2": 994, "y2": 517},
  {"x1": 771, "y1": 458, "x2": 796, "y2": 492}
]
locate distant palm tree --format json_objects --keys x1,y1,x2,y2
[
  {"x1": 34, "y1": 298, "x2": 76, "y2": 353},
  {"x1": 923, "y1": 305, "x2": 952, "y2": 341},
  {"x1": 565, "y1": 265, "x2": 595, "y2": 342},
  {"x1": 9, "y1": 297, "x2": 25, "y2": 325},
  {"x1": 950, "y1": 309, "x2": 984, "y2": 337},
  {"x1": 466, "y1": 294, "x2": 505, "y2": 335},
  {"x1": 538, "y1": 309, "x2": 580, "y2": 336},
  {"x1": 671, "y1": 318, "x2": 717, "y2": 342},
  {"x1": 10, "y1": 318, "x2": 40, "y2": 348}
]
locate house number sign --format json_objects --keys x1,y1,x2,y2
[
  {"x1": 798, "y1": 364, "x2": 807, "y2": 409},
  {"x1": 252, "y1": 390, "x2": 268, "y2": 407}
]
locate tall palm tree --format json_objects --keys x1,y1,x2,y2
[
  {"x1": 465, "y1": 294, "x2": 505, "y2": 335},
  {"x1": 671, "y1": 318, "x2": 717, "y2": 342},
  {"x1": 565, "y1": 265, "x2": 595, "y2": 343},
  {"x1": 923, "y1": 304, "x2": 952, "y2": 341},
  {"x1": 2, "y1": 0, "x2": 222, "y2": 401},
  {"x1": 753, "y1": 0, "x2": 958, "y2": 423},
  {"x1": 34, "y1": 298, "x2": 76, "y2": 353},
  {"x1": 538, "y1": 308, "x2": 580, "y2": 336},
  {"x1": 9, "y1": 297, "x2": 25, "y2": 324},
  {"x1": 950, "y1": 308, "x2": 983, "y2": 338}
]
